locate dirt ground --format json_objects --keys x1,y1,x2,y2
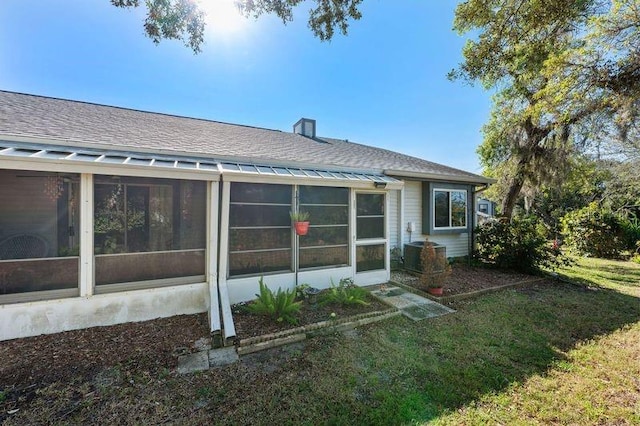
[
  {"x1": 0, "y1": 265, "x2": 539, "y2": 421},
  {"x1": 392, "y1": 263, "x2": 539, "y2": 296}
]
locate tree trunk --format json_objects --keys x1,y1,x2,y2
[{"x1": 501, "y1": 163, "x2": 526, "y2": 218}]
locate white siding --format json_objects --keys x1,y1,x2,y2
[
  {"x1": 400, "y1": 180, "x2": 470, "y2": 258},
  {"x1": 388, "y1": 189, "x2": 400, "y2": 250},
  {"x1": 402, "y1": 180, "x2": 423, "y2": 245},
  {"x1": 427, "y1": 234, "x2": 470, "y2": 258}
]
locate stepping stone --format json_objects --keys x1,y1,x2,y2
[
  {"x1": 177, "y1": 351, "x2": 210, "y2": 374},
  {"x1": 371, "y1": 285, "x2": 455, "y2": 321},
  {"x1": 208, "y1": 346, "x2": 239, "y2": 368}
]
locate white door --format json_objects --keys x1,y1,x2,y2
[{"x1": 353, "y1": 191, "x2": 390, "y2": 286}]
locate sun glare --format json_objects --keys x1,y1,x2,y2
[{"x1": 197, "y1": 0, "x2": 247, "y2": 35}]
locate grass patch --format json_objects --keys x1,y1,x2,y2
[{"x1": 3, "y1": 258, "x2": 639, "y2": 424}]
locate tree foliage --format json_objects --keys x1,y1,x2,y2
[
  {"x1": 452, "y1": 0, "x2": 640, "y2": 218},
  {"x1": 111, "y1": 0, "x2": 363, "y2": 52},
  {"x1": 474, "y1": 215, "x2": 570, "y2": 273},
  {"x1": 561, "y1": 202, "x2": 628, "y2": 259}
]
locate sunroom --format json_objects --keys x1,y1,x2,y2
[
  {"x1": 217, "y1": 162, "x2": 403, "y2": 304},
  {"x1": 0, "y1": 142, "x2": 220, "y2": 341},
  {"x1": 0, "y1": 142, "x2": 403, "y2": 341}
]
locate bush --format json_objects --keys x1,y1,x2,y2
[
  {"x1": 419, "y1": 239, "x2": 451, "y2": 289},
  {"x1": 620, "y1": 217, "x2": 640, "y2": 253},
  {"x1": 246, "y1": 277, "x2": 301, "y2": 325},
  {"x1": 561, "y1": 203, "x2": 627, "y2": 258},
  {"x1": 320, "y1": 278, "x2": 369, "y2": 307},
  {"x1": 475, "y1": 215, "x2": 569, "y2": 273}
]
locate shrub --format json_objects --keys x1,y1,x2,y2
[
  {"x1": 246, "y1": 277, "x2": 301, "y2": 325},
  {"x1": 475, "y1": 215, "x2": 569, "y2": 272},
  {"x1": 419, "y1": 238, "x2": 451, "y2": 289},
  {"x1": 620, "y1": 217, "x2": 640, "y2": 252},
  {"x1": 561, "y1": 203, "x2": 627, "y2": 258},
  {"x1": 320, "y1": 277, "x2": 369, "y2": 307}
]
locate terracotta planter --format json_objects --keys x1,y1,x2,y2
[
  {"x1": 294, "y1": 221, "x2": 310, "y2": 236},
  {"x1": 427, "y1": 286, "x2": 444, "y2": 296}
]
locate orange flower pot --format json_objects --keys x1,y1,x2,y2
[
  {"x1": 427, "y1": 287, "x2": 443, "y2": 296},
  {"x1": 294, "y1": 221, "x2": 310, "y2": 236}
]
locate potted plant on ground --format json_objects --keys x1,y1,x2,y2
[
  {"x1": 419, "y1": 238, "x2": 451, "y2": 296},
  {"x1": 290, "y1": 211, "x2": 310, "y2": 236}
]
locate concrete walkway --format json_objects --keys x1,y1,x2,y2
[{"x1": 370, "y1": 286, "x2": 455, "y2": 321}]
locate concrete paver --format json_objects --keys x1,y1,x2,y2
[{"x1": 371, "y1": 286, "x2": 455, "y2": 321}]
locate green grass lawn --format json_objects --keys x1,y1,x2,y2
[{"x1": 5, "y1": 257, "x2": 640, "y2": 425}]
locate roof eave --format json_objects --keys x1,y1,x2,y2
[{"x1": 384, "y1": 169, "x2": 496, "y2": 185}]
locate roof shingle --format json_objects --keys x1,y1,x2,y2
[{"x1": 0, "y1": 90, "x2": 490, "y2": 183}]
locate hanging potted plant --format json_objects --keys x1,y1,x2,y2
[{"x1": 290, "y1": 211, "x2": 310, "y2": 236}]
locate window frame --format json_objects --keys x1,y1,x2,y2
[
  {"x1": 298, "y1": 185, "x2": 350, "y2": 270},
  {"x1": 432, "y1": 188, "x2": 468, "y2": 230},
  {"x1": 227, "y1": 182, "x2": 293, "y2": 278},
  {"x1": 422, "y1": 181, "x2": 472, "y2": 235},
  {"x1": 93, "y1": 175, "x2": 208, "y2": 292}
]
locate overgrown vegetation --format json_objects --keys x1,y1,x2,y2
[
  {"x1": 474, "y1": 215, "x2": 570, "y2": 272},
  {"x1": 561, "y1": 202, "x2": 628, "y2": 258},
  {"x1": 246, "y1": 277, "x2": 301, "y2": 325},
  {"x1": 320, "y1": 277, "x2": 369, "y2": 306}
]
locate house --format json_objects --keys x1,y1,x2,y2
[
  {"x1": 0, "y1": 90, "x2": 492, "y2": 342},
  {"x1": 476, "y1": 197, "x2": 498, "y2": 224}
]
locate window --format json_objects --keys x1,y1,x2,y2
[
  {"x1": 299, "y1": 186, "x2": 349, "y2": 269},
  {"x1": 356, "y1": 244, "x2": 385, "y2": 272},
  {"x1": 356, "y1": 193, "x2": 385, "y2": 239},
  {"x1": 479, "y1": 203, "x2": 488, "y2": 214},
  {"x1": 434, "y1": 189, "x2": 467, "y2": 229},
  {"x1": 228, "y1": 182, "x2": 292, "y2": 276},
  {"x1": 94, "y1": 176, "x2": 206, "y2": 290},
  {"x1": 0, "y1": 169, "x2": 80, "y2": 302}
]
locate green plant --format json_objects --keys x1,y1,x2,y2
[
  {"x1": 475, "y1": 215, "x2": 571, "y2": 272},
  {"x1": 320, "y1": 277, "x2": 369, "y2": 306},
  {"x1": 295, "y1": 283, "x2": 311, "y2": 300},
  {"x1": 419, "y1": 238, "x2": 451, "y2": 289},
  {"x1": 561, "y1": 203, "x2": 627, "y2": 259},
  {"x1": 620, "y1": 216, "x2": 640, "y2": 252},
  {"x1": 289, "y1": 210, "x2": 310, "y2": 222},
  {"x1": 246, "y1": 277, "x2": 302, "y2": 325}
]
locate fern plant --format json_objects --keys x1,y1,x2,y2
[
  {"x1": 320, "y1": 278, "x2": 369, "y2": 307},
  {"x1": 246, "y1": 277, "x2": 302, "y2": 325}
]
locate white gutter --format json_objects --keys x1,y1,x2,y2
[{"x1": 384, "y1": 169, "x2": 495, "y2": 185}]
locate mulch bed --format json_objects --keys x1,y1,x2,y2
[
  {"x1": 0, "y1": 314, "x2": 209, "y2": 400},
  {"x1": 232, "y1": 294, "x2": 390, "y2": 340},
  {"x1": 392, "y1": 263, "x2": 540, "y2": 297}
]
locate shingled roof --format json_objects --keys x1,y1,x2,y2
[{"x1": 0, "y1": 90, "x2": 491, "y2": 184}]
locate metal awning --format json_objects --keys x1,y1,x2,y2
[
  {"x1": 0, "y1": 140, "x2": 403, "y2": 188},
  {"x1": 0, "y1": 141, "x2": 219, "y2": 171},
  {"x1": 220, "y1": 162, "x2": 403, "y2": 188}
]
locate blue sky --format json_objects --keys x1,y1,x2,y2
[{"x1": 0, "y1": 0, "x2": 491, "y2": 173}]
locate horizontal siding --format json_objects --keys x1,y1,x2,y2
[
  {"x1": 402, "y1": 180, "x2": 422, "y2": 246},
  {"x1": 427, "y1": 234, "x2": 470, "y2": 258},
  {"x1": 388, "y1": 190, "x2": 399, "y2": 250},
  {"x1": 400, "y1": 180, "x2": 470, "y2": 257}
]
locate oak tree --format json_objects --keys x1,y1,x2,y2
[
  {"x1": 111, "y1": 0, "x2": 363, "y2": 53},
  {"x1": 451, "y1": 0, "x2": 640, "y2": 218}
]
